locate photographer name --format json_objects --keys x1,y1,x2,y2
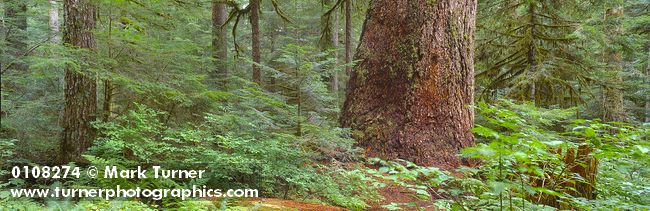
[{"x1": 104, "y1": 166, "x2": 205, "y2": 179}]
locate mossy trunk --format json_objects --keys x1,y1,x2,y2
[
  {"x1": 527, "y1": 2, "x2": 537, "y2": 105},
  {"x1": 212, "y1": 0, "x2": 228, "y2": 86},
  {"x1": 250, "y1": 0, "x2": 262, "y2": 84},
  {"x1": 60, "y1": 0, "x2": 97, "y2": 164},
  {"x1": 344, "y1": 0, "x2": 352, "y2": 75},
  {"x1": 602, "y1": 6, "x2": 626, "y2": 122},
  {"x1": 341, "y1": 0, "x2": 477, "y2": 168}
]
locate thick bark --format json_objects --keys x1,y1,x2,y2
[
  {"x1": 602, "y1": 6, "x2": 626, "y2": 122},
  {"x1": 4, "y1": 0, "x2": 28, "y2": 71},
  {"x1": 344, "y1": 0, "x2": 352, "y2": 75},
  {"x1": 60, "y1": 0, "x2": 97, "y2": 164},
  {"x1": 341, "y1": 0, "x2": 477, "y2": 168},
  {"x1": 250, "y1": 0, "x2": 262, "y2": 84},
  {"x1": 49, "y1": 0, "x2": 61, "y2": 43},
  {"x1": 212, "y1": 0, "x2": 228, "y2": 86}
]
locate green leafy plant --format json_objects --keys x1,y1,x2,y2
[{"x1": 452, "y1": 101, "x2": 650, "y2": 210}]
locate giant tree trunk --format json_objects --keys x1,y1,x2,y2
[
  {"x1": 60, "y1": 0, "x2": 97, "y2": 164},
  {"x1": 212, "y1": 0, "x2": 228, "y2": 86},
  {"x1": 250, "y1": 0, "x2": 261, "y2": 84},
  {"x1": 341, "y1": 0, "x2": 477, "y2": 167},
  {"x1": 4, "y1": 0, "x2": 28, "y2": 72}
]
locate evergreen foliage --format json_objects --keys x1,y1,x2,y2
[{"x1": 0, "y1": 0, "x2": 648, "y2": 209}]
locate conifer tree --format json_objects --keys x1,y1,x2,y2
[
  {"x1": 342, "y1": 0, "x2": 478, "y2": 167},
  {"x1": 60, "y1": 0, "x2": 97, "y2": 163}
]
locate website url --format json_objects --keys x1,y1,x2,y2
[{"x1": 10, "y1": 185, "x2": 258, "y2": 200}]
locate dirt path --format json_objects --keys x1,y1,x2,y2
[{"x1": 220, "y1": 198, "x2": 348, "y2": 211}]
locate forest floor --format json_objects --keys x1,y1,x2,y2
[
  {"x1": 368, "y1": 185, "x2": 438, "y2": 210},
  {"x1": 210, "y1": 161, "x2": 442, "y2": 210},
  {"x1": 213, "y1": 182, "x2": 437, "y2": 210},
  {"x1": 226, "y1": 198, "x2": 348, "y2": 210}
]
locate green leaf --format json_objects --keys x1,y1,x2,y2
[
  {"x1": 635, "y1": 145, "x2": 649, "y2": 154},
  {"x1": 584, "y1": 128, "x2": 596, "y2": 138}
]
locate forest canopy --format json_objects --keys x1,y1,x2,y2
[{"x1": 0, "y1": 0, "x2": 648, "y2": 210}]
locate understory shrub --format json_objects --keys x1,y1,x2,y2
[{"x1": 82, "y1": 88, "x2": 367, "y2": 208}]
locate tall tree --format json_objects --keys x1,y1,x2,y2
[
  {"x1": 250, "y1": 0, "x2": 261, "y2": 84},
  {"x1": 212, "y1": 0, "x2": 228, "y2": 86},
  {"x1": 602, "y1": 5, "x2": 627, "y2": 122},
  {"x1": 101, "y1": 2, "x2": 115, "y2": 122},
  {"x1": 49, "y1": 0, "x2": 61, "y2": 43},
  {"x1": 320, "y1": 0, "x2": 340, "y2": 94},
  {"x1": 475, "y1": 0, "x2": 588, "y2": 107},
  {"x1": 344, "y1": 0, "x2": 351, "y2": 75},
  {"x1": 4, "y1": 0, "x2": 28, "y2": 72},
  {"x1": 224, "y1": 0, "x2": 290, "y2": 86},
  {"x1": 341, "y1": 0, "x2": 477, "y2": 167},
  {"x1": 60, "y1": 0, "x2": 97, "y2": 163},
  {"x1": 646, "y1": 49, "x2": 650, "y2": 122}
]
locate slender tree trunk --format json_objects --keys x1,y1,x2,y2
[
  {"x1": 602, "y1": 6, "x2": 626, "y2": 122},
  {"x1": 321, "y1": 0, "x2": 340, "y2": 94},
  {"x1": 102, "y1": 80, "x2": 112, "y2": 121},
  {"x1": 0, "y1": 12, "x2": 3, "y2": 72},
  {"x1": 212, "y1": 0, "x2": 228, "y2": 86},
  {"x1": 341, "y1": 0, "x2": 477, "y2": 168},
  {"x1": 102, "y1": 9, "x2": 114, "y2": 121},
  {"x1": 60, "y1": 0, "x2": 97, "y2": 164},
  {"x1": 527, "y1": 2, "x2": 537, "y2": 105},
  {"x1": 268, "y1": 28, "x2": 278, "y2": 91},
  {"x1": 49, "y1": 0, "x2": 61, "y2": 43},
  {"x1": 4, "y1": 0, "x2": 28, "y2": 72},
  {"x1": 645, "y1": 47, "x2": 650, "y2": 122},
  {"x1": 296, "y1": 66, "x2": 302, "y2": 137},
  {"x1": 344, "y1": 0, "x2": 352, "y2": 75},
  {"x1": 250, "y1": 0, "x2": 262, "y2": 84},
  {"x1": 49, "y1": 0, "x2": 65, "y2": 94},
  {"x1": 331, "y1": 5, "x2": 339, "y2": 93}
]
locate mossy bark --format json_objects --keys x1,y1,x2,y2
[
  {"x1": 250, "y1": 0, "x2": 262, "y2": 84},
  {"x1": 341, "y1": 0, "x2": 477, "y2": 168},
  {"x1": 212, "y1": 0, "x2": 228, "y2": 86},
  {"x1": 344, "y1": 0, "x2": 352, "y2": 75},
  {"x1": 602, "y1": 6, "x2": 627, "y2": 122}
]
